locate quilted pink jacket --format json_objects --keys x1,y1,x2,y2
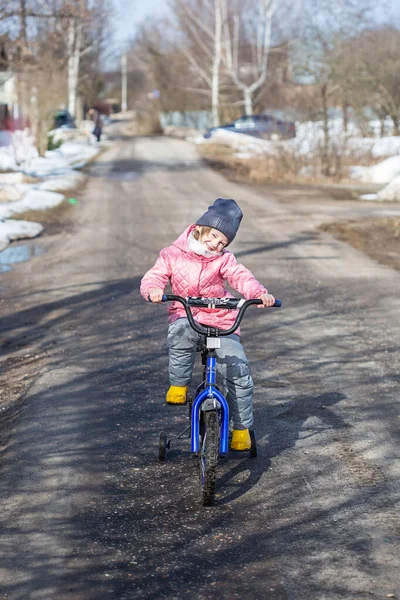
[{"x1": 140, "y1": 225, "x2": 268, "y2": 330}]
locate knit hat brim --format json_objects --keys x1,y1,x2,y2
[{"x1": 196, "y1": 198, "x2": 243, "y2": 244}]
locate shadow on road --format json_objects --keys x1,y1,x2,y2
[{"x1": 0, "y1": 277, "x2": 397, "y2": 599}]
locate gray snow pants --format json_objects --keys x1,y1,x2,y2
[{"x1": 167, "y1": 318, "x2": 254, "y2": 430}]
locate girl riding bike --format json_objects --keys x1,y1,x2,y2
[{"x1": 140, "y1": 198, "x2": 275, "y2": 451}]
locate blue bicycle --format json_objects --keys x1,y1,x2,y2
[{"x1": 155, "y1": 295, "x2": 281, "y2": 506}]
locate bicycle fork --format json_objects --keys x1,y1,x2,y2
[{"x1": 190, "y1": 354, "x2": 230, "y2": 455}]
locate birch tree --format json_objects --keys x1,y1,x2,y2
[
  {"x1": 221, "y1": 0, "x2": 277, "y2": 115},
  {"x1": 170, "y1": 0, "x2": 223, "y2": 126},
  {"x1": 1, "y1": 0, "x2": 110, "y2": 152},
  {"x1": 66, "y1": 0, "x2": 110, "y2": 116},
  {"x1": 67, "y1": 16, "x2": 83, "y2": 116}
]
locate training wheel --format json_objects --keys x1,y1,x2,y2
[
  {"x1": 249, "y1": 429, "x2": 257, "y2": 458},
  {"x1": 159, "y1": 432, "x2": 168, "y2": 461}
]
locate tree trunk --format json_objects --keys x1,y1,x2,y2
[
  {"x1": 321, "y1": 84, "x2": 330, "y2": 176},
  {"x1": 244, "y1": 88, "x2": 253, "y2": 116},
  {"x1": 222, "y1": 0, "x2": 276, "y2": 120},
  {"x1": 391, "y1": 115, "x2": 400, "y2": 136},
  {"x1": 211, "y1": 0, "x2": 222, "y2": 127},
  {"x1": 19, "y1": 0, "x2": 28, "y2": 45},
  {"x1": 68, "y1": 20, "x2": 82, "y2": 117},
  {"x1": 342, "y1": 102, "x2": 348, "y2": 133}
]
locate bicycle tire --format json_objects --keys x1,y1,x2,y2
[
  {"x1": 159, "y1": 432, "x2": 167, "y2": 461},
  {"x1": 199, "y1": 410, "x2": 220, "y2": 506},
  {"x1": 250, "y1": 429, "x2": 257, "y2": 458}
]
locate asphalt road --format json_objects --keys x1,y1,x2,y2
[{"x1": 0, "y1": 123, "x2": 399, "y2": 600}]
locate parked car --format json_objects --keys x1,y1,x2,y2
[
  {"x1": 204, "y1": 114, "x2": 296, "y2": 140},
  {"x1": 53, "y1": 109, "x2": 76, "y2": 130}
]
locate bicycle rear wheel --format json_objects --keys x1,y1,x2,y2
[{"x1": 199, "y1": 410, "x2": 220, "y2": 506}]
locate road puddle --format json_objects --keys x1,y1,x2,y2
[{"x1": 0, "y1": 244, "x2": 45, "y2": 273}]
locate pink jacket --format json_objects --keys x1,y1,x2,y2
[{"x1": 140, "y1": 225, "x2": 268, "y2": 330}]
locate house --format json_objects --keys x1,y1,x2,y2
[{"x1": 0, "y1": 38, "x2": 26, "y2": 137}]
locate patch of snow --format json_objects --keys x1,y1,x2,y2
[
  {"x1": 0, "y1": 172, "x2": 25, "y2": 184},
  {"x1": 0, "y1": 189, "x2": 65, "y2": 220},
  {"x1": 360, "y1": 194, "x2": 378, "y2": 200},
  {"x1": 349, "y1": 156, "x2": 400, "y2": 184},
  {"x1": 0, "y1": 219, "x2": 43, "y2": 252},
  {"x1": 25, "y1": 141, "x2": 98, "y2": 178},
  {"x1": 36, "y1": 171, "x2": 86, "y2": 192},
  {"x1": 0, "y1": 130, "x2": 103, "y2": 253},
  {"x1": 233, "y1": 152, "x2": 253, "y2": 159},
  {"x1": 0, "y1": 129, "x2": 38, "y2": 171},
  {"x1": 360, "y1": 194, "x2": 378, "y2": 201},
  {"x1": 0, "y1": 183, "x2": 29, "y2": 202},
  {"x1": 376, "y1": 175, "x2": 400, "y2": 201}
]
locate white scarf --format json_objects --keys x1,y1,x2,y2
[{"x1": 187, "y1": 231, "x2": 223, "y2": 258}]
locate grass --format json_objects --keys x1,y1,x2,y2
[{"x1": 197, "y1": 141, "x2": 384, "y2": 186}]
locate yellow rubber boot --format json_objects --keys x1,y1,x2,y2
[
  {"x1": 166, "y1": 385, "x2": 189, "y2": 405},
  {"x1": 230, "y1": 429, "x2": 251, "y2": 451}
]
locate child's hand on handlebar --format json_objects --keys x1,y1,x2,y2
[
  {"x1": 148, "y1": 288, "x2": 164, "y2": 303},
  {"x1": 257, "y1": 293, "x2": 276, "y2": 308}
]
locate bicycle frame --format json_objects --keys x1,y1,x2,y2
[
  {"x1": 152, "y1": 294, "x2": 281, "y2": 457},
  {"x1": 191, "y1": 351, "x2": 230, "y2": 455}
]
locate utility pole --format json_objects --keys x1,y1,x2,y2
[{"x1": 121, "y1": 53, "x2": 127, "y2": 112}]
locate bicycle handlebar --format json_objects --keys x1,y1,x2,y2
[{"x1": 150, "y1": 294, "x2": 281, "y2": 337}]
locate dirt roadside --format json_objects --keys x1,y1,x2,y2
[{"x1": 319, "y1": 216, "x2": 400, "y2": 270}]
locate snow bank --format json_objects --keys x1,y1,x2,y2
[
  {"x1": 36, "y1": 170, "x2": 86, "y2": 192},
  {"x1": 349, "y1": 156, "x2": 400, "y2": 184},
  {"x1": 23, "y1": 141, "x2": 98, "y2": 178},
  {"x1": 0, "y1": 219, "x2": 43, "y2": 252},
  {"x1": 0, "y1": 129, "x2": 39, "y2": 171},
  {"x1": 197, "y1": 118, "x2": 400, "y2": 197},
  {"x1": 375, "y1": 175, "x2": 400, "y2": 201},
  {"x1": 0, "y1": 131, "x2": 104, "y2": 254},
  {"x1": 200, "y1": 119, "x2": 400, "y2": 161},
  {"x1": 0, "y1": 183, "x2": 29, "y2": 202},
  {"x1": 0, "y1": 189, "x2": 64, "y2": 220}
]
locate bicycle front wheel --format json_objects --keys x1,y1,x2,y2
[{"x1": 199, "y1": 410, "x2": 220, "y2": 506}]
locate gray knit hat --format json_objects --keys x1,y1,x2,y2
[{"x1": 196, "y1": 198, "x2": 243, "y2": 244}]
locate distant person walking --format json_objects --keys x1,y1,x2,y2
[{"x1": 88, "y1": 107, "x2": 102, "y2": 142}]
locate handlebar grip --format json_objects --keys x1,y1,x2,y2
[
  {"x1": 273, "y1": 300, "x2": 282, "y2": 307},
  {"x1": 147, "y1": 295, "x2": 169, "y2": 303}
]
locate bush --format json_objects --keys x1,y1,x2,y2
[{"x1": 47, "y1": 134, "x2": 63, "y2": 151}]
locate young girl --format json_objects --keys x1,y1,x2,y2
[{"x1": 140, "y1": 198, "x2": 275, "y2": 451}]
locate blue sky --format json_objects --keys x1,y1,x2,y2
[
  {"x1": 111, "y1": 0, "x2": 168, "y2": 51},
  {"x1": 109, "y1": 0, "x2": 400, "y2": 61}
]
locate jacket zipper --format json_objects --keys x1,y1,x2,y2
[{"x1": 197, "y1": 260, "x2": 204, "y2": 296}]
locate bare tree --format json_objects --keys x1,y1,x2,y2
[
  {"x1": 0, "y1": 0, "x2": 111, "y2": 153},
  {"x1": 169, "y1": 0, "x2": 223, "y2": 126},
  {"x1": 221, "y1": 0, "x2": 277, "y2": 115},
  {"x1": 356, "y1": 27, "x2": 400, "y2": 134},
  {"x1": 290, "y1": 0, "x2": 375, "y2": 174}
]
